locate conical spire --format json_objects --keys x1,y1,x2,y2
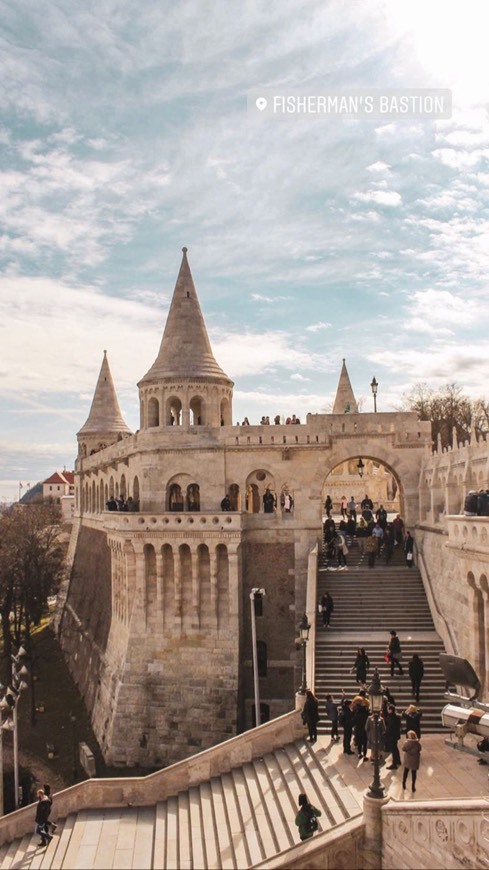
[
  {"x1": 138, "y1": 248, "x2": 232, "y2": 386},
  {"x1": 332, "y1": 359, "x2": 358, "y2": 414},
  {"x1": 78, "y1": 351, "x2": 132, "y2": 436}
]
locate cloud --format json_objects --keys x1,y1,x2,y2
[
  {"x1": 306, "y1": 321, "x2": 332, "y2": 332},
  {"x1": 354, "y1": 189, "x2": 402, "y2": 206}
]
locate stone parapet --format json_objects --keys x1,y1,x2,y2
[{"x1": 382, "y1": 798, "x2": 489, "y2": 869}]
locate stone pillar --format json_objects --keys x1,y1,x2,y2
[
  {"x1": 174, "y1": 545, "x2": 182, "y2": 629},
  {"x1": 155, "y1": 549, "x2": 164, "y2": 621},
  {"x1": 227, "y1": 545, "x2": 239, "y2": 621},
  {"x1": 190, "y1": 545, "x2": 199, "y2": 629},
  {"x1": 209, "y1": 548, "x2": 218, "y2": 627},
  {"x1": 362, "y1": 794, "x2": 390, "y2": 869}
]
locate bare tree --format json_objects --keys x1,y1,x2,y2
[{"x1": 400, "y1": 382, "x2": 485, "y2": 450}]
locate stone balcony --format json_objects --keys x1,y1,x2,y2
[{"x1": 446, "y1": 515, "x2": 489, "y2": 555}]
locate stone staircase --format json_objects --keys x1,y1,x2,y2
[
  {"x1": 315, "y1": 543, "x2": 447, "y2": 733},
  {"x1": 0, "y1": 741, "x2": 362, "y2": 869}
]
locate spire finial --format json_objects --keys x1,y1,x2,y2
[{"x1": 182, "y1": 246, "x2": 188, "y2": 253}]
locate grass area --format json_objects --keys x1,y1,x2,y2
[{"x1": 2, "y1": 621, "x2": 155, "y2": 812}]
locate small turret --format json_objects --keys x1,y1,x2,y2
[
  {"x1": 77, "y1": 351, "x2": 132, "y2": 457},
  {"x1": 333, "y1": 359, "x2": 358, "y2": 414}
]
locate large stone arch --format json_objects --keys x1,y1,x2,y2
[{"x1": 310, "y1": 442, "x2": 421, "y2": 527}]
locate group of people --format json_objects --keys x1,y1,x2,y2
[
  {"x1": 300, "y1": 684, "x2": 423, "y2": 799},
  {"x1": 322, "y1": 497, "x2": 415, "y2": 569},
  {"x1": 106, "y1": 495, "x2": 139, "y2": 512},
  {"x1": 239, "y1": 414, "x2": 302, "y2": 425}
]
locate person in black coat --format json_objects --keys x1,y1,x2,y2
[
  {"x1": 408, "y1": 654, "x2": 424, "y2": 702},
  {"x1": 404, "y1": 531, "x2": 415, "y2": 567},
  {"x1": 301, "y1": 690, "x2": 320, "y2": 744},
  {"x1": 35, "y1": 789, "x2": 53, "y2": 847},
  {"x1": 353, "y1": 647, "x2": 370, "y2": 684},
  {"x1": 339, "y1": 697, "x2": 354, "y2": 754},
  {"x1": 403, "y1": 704, "x2": 422, "y2": 737},
  {"x1": 384, "y1": 705, "x2": 402, "y2": 769}
]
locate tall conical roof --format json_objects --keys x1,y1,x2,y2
[
  {"x1": 333, "y1": 359, "x2": 358, "y2": 414},
  {"x1": 77, "y1": 351, "x2": 132, "y2": 436},
  {"x1": 138, "y1": 248, "x2": 232, "y2": 386}
]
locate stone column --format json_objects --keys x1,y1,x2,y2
[
  {"x1": 155, "y1": 549, "x2": 164, "y2": 623},
  {"x1": 227, "y1": 545, "x2": 240, "y2": 623},
  {"x1": 190, "y1": 545, "x2": 200, "y2": 629},
  {"x1": 209, "y1": 547, "x2": 218, "y2": 628},
  {"x1": 362, "y1": 794, "x2": 390, "y2": 869},
  {"x1": 174, "y1": 545, "x2": 182, "y2": 630}
]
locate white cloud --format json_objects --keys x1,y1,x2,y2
[
  {"x1": 354, "y1": 189, "x2": 402, "y2": 207},
  {"x1": 306, "y1": 321, "x2": 332, "y2": 332}
]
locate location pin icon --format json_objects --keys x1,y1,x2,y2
[{"x1": 256, "y1": 97, "x2": 267, "y2": 111}]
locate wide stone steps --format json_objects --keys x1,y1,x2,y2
[
  {"x1": 0, "y1": 741, "x2": 361, "y2": 869},
  {"x1": 315, "y1": 553, "x2": 447, "y2": 733}
]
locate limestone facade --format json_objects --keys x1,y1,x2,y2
[{"x1": 58, "y1": 248, "x2": 489, "y2": 768}]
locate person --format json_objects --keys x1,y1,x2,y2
[
  {"x1": 43, "y1": 784, "x2": 58, "y2": 834},
  {"x1": 384, "y1": 705, "x2": 402, "y2": 769},
  {"x1": 320, "y1": 591, "x2": 334, "y2": 627},
  {"x1": 263, "y1": 488, "x2": 276, "y2": 513},
  {"x1": 361, "y1": 494, "x2": 373, "y2": 511},
  {"x1": 388, "y1": 630, "x2": 404, "y2": 677},
  {"x1": 356, "y1": 517, "x2": 368, "y2": 553},
  {"x1": 242, "y1": 417, "x2": 250, "y2": 425},
  {"x1": 126, "y1": 496, "x2": 138, "y2": 512},
  {"x1": 106, "y1": 495, "x2": 117, "y2": 511},
  {"x1": 282, "y1": 492, "x2": 293, "y2": 512},
  {"x1": 352, "y1": 693, "x2": 369, "y2": 760},
  {"x1": 366, "y1": 533, "x2": 377, "y2": 568},
  {"x1": 35, "y1": 789, "x2": 53, "y2": 847},
  {"x1": 403, "y1": 704, "x2": 422, "y2": 737},
  {"x1": 392, "y1": 514, "x2": 405, "y2": 547},
  {"x1": 366, "y1": 711, "x2": 386, "y2": 762},
  {"x1": 301, "y1": 689, "x2": 320, "y2": 743},
  {"x1": 401, "y1": 730, "x2": 422, "y2": 792},
  {"x1": 324, "y1": 494, "x2": 333, "y2": 517},
  {"x1": 405, "y1": 531, "x2": 415, "y2": 567},
  {"x1": 340, "y1": 495, "x2": 348, "y2": 519},
  {"x1": 325, "y1": 694, "x2": 340, "y2": 741},
  {"x1": 381, "y1": 685, "x2": 396, "y2": 718},
  {"x1": 372, "y1": 522, "x2": 384, "y2": 556},
  {"x1": 336, "y1": 531, "x2": 348, "y2": 570},
  {"x1": 274, "y1": 414, "x2": 281, "y2": 424},
  {"x1": 353, "y1": 647, "x2": 370, "y2": 684},
  {"x1": 116, "y1": 495, "x2": 126, "y2": 511},
  {"x1": 408, "y1": 654, "x2": 424, "y2": 703},
  {"x1": 383, "y1": 525, "x2": 394, "y2": 564},
  {"x1": 220, "y1": 494, "x2": 231, "y2": 511},
  {"x1": 295, "y1": 792, "x2": 322, "y2": 841},
  {"x1": 347, "y1": 496, "x2": 357, "y2": 522},
  {"x1": 375, "y1": 504, "x2": 387, "y2": 528},
  {"x1": 339, "y1": 695, "x2": 354, "y2": 754}
]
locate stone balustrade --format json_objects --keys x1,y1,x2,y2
[{"x1": 446, "y1": 515, "x2": 489, "y2": 553}]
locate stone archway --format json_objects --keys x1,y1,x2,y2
[{"x1": 321, "y1": 454, "x2": 403, "y2": 521}]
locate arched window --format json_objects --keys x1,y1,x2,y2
[
  {"x1": 166, "y1": 396, "x2": 182, "y2": 426},
  {"x1": 169, "y1": 483, "x2": 184, "y2": 511},
  {"x1": 148, "y1": 396, "x2": 159, "y2": 428},
  {"x1": 190, "y1": 396, "x2": 204, "y2": 425},
  {"x1": 229, "y1": 484, "x2": 240, "y2": 511},
  {"x1": 220, "y1": 397, "x2": 231, "y2": 426},
  {"x1": 187, "y1": 483, "x2": 200, "y2": 511}
]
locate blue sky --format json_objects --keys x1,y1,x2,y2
[{"x1": 1, "y1": 0, "x2": 488, "y2": 502}]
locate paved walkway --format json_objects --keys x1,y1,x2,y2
[{"x1": 315, "y1": 729, "x2": 489, "y2": 804}]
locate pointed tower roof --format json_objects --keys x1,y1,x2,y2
[
  {"x1": 77, "y1": 351, "x2": 132, "y2": 436},
  {"x1": 138, "y1": 248, "x2": 232, "y2": 386},
  {"x1": 332, "y1": 359, "x2": 358, "y2": 414}
]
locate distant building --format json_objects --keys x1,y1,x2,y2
[{"x1": 43, "y1": 470, "x2": 75, "y2": 521}]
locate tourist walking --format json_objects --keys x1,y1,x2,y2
[
  {"x1": 408, "y1": 654, "x2": 424, "y2": 702},
  {"x1": 35, "y1": 789, "x2": 53, "y2": 848},
  {"x1": 403, "y1": 704, "x2": 422, "y2": 737},
  {"x1": 372, "y1": 522, "x2": 384, "y2": 555},
  {"x1": 352, "y1": 694, "x2": 369, "y2": 760},
  {"x1": 325, "y1": 694, "x2": 340, "y2": 740},
  {"x1": 353, "y1": 647, "x2": 370, "y2": 684},
  {"x1": 392, "y1": 514, "x2": 405, "y2": 547},
  {"x1": 336, "y1": 531, "x2": 348, "y2": 569},
  {"x1": 325, "y1": 495, "x2": 333, "y2": 517},
  {"x1": 366, "y1": 533, "x2": 377, "y2": 568},
  {"x1": 295, "y1": 793, "x2": 321, "y2": 841},
  {"x1": 387, "y1": 630, "x2": 404, "y2": 677},
  {"x1": 401, "y1": 730, "x2": 422, "y2": 792},
  {"x1": 301, "y1": 689, "x2": 320, "y2": 744},
  {"x1": 43, "y1": 784, "x2": 57, "y2": 835},
  {"x1": 340, "y1": 495, "x2": 348, "y2": 519},
  {"x1": 339, "y1": 696, "x2": 354, "y2": 754},
  {"x1": 366, "y1": 712, "x2": 386, "y2": 762},
  {"x1": 405, "y1": 531, "x2": 415, "y2": 567},
  {"x1": 320, "y1": 592, "x2": 334, "y2": 627},
  {"x1": 384, "y1": 705, "x2": 402, "y2": 769}
]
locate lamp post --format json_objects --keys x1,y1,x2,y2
[
  {"x1": 298, "y1": 613, "x2": 311, "y2": 695},
  {"x1": 250, "y1": 588, "x2": 266, "y2": 727},
  {"x1": 370, "y1": 377, "x2": 378, "y2": 413},
  {"x1": 70, "y1": 713, "x2": 78, "y2": 782},
  {"x1": 367, "y1": 668, "x2": 385, "y2": 799},
  {"x1": 3, "y1": 646, "x2": 29, "y2": 809}
]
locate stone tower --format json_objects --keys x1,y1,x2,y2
[
  {"x1": 138, "y1": 247, "x2": 234, "y2": 429},
  {"x1": 77, "y1": 350, "x2": 132, "y2": 458}
]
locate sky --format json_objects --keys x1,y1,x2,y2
[{"x1": 1, "y1": 0, "x2": 488, "y2": 502}]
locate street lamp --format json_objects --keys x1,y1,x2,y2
[
  {"x1": 298, "y1": 613, "x2": 311, "y2": 695},
  {"x1": 70, "y1": 713, "x2": 78, "y2": 782},
  {"x1": 1, "y1": 646, "x2": 29, "y2": 809},
  {"x1": 250, "y1": 588, "x2": 266, "y2": 727},
  {"x1": 371, "y1": 377, "x2": 378, "y2": 413},
  {"x1": 367, "y1": 668, "x2": 385, "y2": 799},
  {"x1": 357, "y1": 458, "x2": 365, "y2": 478}
]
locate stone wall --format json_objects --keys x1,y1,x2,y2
[{"x1": 382, "y1": 800, "x2": 489, "y2": 869}]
